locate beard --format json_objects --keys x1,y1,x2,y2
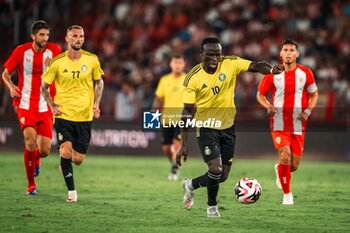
[
  {"x1": 35, "y1": 41, "x2": 47, "y2": 49},
  {"x1": 284, "y1": 57, "x2": 296, "y2": 65},
  {"x1": 70, "y1": 44, "x2": 82, "y2": 51}
]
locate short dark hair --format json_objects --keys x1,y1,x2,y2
[
  {"x1": 31, "y1": 20, "x2": 50, "y2": 35},
  {"x1": 281, "y1": 39, "x2": 298, "y2": 50},
  {"x1": 172, "y1": 54, "x2": 184, "y2": 59},
  {"x1": 201, "y1": 37, "x2": 221, "y2": 50},
  {"x1": 67, "y1": 25, "x2": 83, "y2": 34}
]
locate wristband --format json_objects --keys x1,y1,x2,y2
[
  {"x1": 270, "y1": 67, "x2": 274, "y2": 74},
  {"x1": 304, "y1": 108, "x2": 311, "y2": 116}
]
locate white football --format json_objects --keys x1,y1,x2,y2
[{"x1": 234, "y1": 177, "x2": 262, "y2": 204}]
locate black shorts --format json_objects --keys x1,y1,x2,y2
[
  {"x1": 197, "y1": 125, "x2": 236, "y2": 165},
  {"x1": 54, "y1": 118, "x2": 92, "y2": 154},
  {"x1": 161, "y1": 126, "x2": 181, "y2": 145}
]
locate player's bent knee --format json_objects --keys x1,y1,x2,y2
[
  {"x1": 72, "y1": 154, "x2": 85, "y2": 165},
  {"x1": 39, "y1": 147, "x2": 51, "y2": 157},
  {"x1": 73, "y1": 159, "x2": 83, "y2": 165},
  {"x1": 24, "y1": 141, "x2": 37, "y2": 151},
  {"x1": 220, "y1": 174, "x2": 228, "y2": 183},
  {"x1": 279, "y1": 151, "x2": 291, "y2": 164},
  {"x1": 208, "y1": 166, "x2": 222, "y2": 175},
  {"x1": 60, "y1": 148, "x2": 73, "y2": 159},
  {"x1": 291, "y1": 162, "x2": 300, "y2": 172},
  {"x1": 39, "y1": 151, "x2": 49, "y2": 158}
]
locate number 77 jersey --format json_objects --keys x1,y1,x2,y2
[
  {"x1": 42, "y1": 50, "x2": 104, "y2": 122},
  {"x1": 183, "y1": 56, "x2": 251, "y2": 130}
]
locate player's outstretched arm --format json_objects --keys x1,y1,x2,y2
[
  {"x1": 248, "y1": 61, "x2": 284, "y2": 75},
  {"x1": 41, "y1": 81, "x2": 62, "y2": 116},
  {"x1": 176, "y1": 103, "x2": 196, "y2": 166},
  {"x1": 93, "y1": 79, "x2": 104, "y2": 118}
]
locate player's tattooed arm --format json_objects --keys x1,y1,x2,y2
[
  {"x1": 248, "y1": 61, "x2": 284, "y2": 75},
  {"x1": 93, "y1": 78, "x2": 104, "y2": 118},
  {"x1": 93, "y1": 79, "x2": 104, "y2": 106},
  {"x1": 41, "y1": 81, "x2": 62, "y2": 116},
  {"x1": 40, "y1": 81, "x2": 54, "y2": 107}
]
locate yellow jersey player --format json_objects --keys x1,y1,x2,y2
[
  {"x1": 41, "y1": 25, "x2": 104, "y2": 202},
  {"x1": 176, "y1": 37, "x2": 284, "y2": 217},
  {"x1": 152, "y1": 55, "x2": 186, "y2": 181}
]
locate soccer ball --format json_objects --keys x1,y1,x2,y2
[{"x1": 234, "y1": 177, "x2": 262, "y2": 204}]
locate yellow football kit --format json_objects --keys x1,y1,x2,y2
[
  {"x1": 42, "y1": 50, "x2": 104, "y2": 122},
  {"x1": 183, "y1": 56, "x2": 251, "y2": 129}
]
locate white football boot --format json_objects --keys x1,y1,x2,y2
[
  {"x1": 182, "y1": 178, "x2": 194, "y2": 209},
  {"x1": 282, "y1": 192, "x2": 294, "y2": 205},
  {"x1": 168, "y1": 173, "x2": 178, "y2": 181},
  {"x1": 67, "y1": 190, "x2": 78, "y2": 202},
  {"x1": 207, "y1": 205, "x2": 221, "y2": 218}
]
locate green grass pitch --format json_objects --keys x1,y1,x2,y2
[{"x1": 0, "y1": 153, "x2": 349, "y2": 233}]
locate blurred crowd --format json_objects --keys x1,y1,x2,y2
[{"x1": 0, "y1": 0, "x2": 349, "y2": 123}]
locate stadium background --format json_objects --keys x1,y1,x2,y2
[{"x1": 0, "y1": 0, "x2": 349, "y2": 160}]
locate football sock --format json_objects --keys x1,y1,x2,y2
[
  {"x1": 192, "y1": 172, "x2": 208, "y2": 189},
  {"x1": 171, "y1": 161, "x2": 178, "y2": 174},
  {"x1": 60, "y1": 157, "x2": 75, "y2": 191},
  {"x1": 278, "y1": 163, "x2": 291, "y2": 194},
  {"x1": 24, "y1": 149, "x2": 36, "y2": 187},
  {"x1": 35, "y1": 148, "x2": 40, "y2": 167},
  {"x1": 206, "y1": 171, "x2": 221, "y2": 206}
]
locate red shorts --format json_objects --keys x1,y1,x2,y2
[
  {"x1": 17, "y1": 108, "x2": 53, "y2": 139},
  {"x1": 271, "y1": 131, "x2": 305, "y2": 156}
]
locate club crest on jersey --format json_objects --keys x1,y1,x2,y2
[
  {"x1": 204, "y1": 146, "x2": 211, "y2": 156},
  {"x1": 81, "y1": 64, "x2": 88, "y2": 72},
  {"x1": 20, "y1": 117, "x2": 25, "y2": 125},
  {"x1": 58, "y1": 133, "x2": 63, "y2": 141},
  {"x1": 275, "y1": 136, "x2": 281, "y2": 144},
  {"x1": 218, "y1": 73, "x2": 226, "y2": 82}
]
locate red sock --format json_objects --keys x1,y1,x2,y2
[
  {"x1": 278, "y1": 163, "x2": 291, "y2": 194},
  {"x1": 35, "y1": 148, "x2": 40, "y2": 167},
  {"x1": 24, "y1": 149, "x2": 36, "y2": 187}
]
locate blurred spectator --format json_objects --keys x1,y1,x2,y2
[{"x1": 114, "y1": 80, "x2": 137, "y2": 121}]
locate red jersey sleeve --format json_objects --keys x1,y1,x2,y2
[
  {"x1": 4, "y1": 46, "x2": 21, "y2": 73},
  {"x1": 258, "y1": 74, "x2": 274, "y2": 95}
]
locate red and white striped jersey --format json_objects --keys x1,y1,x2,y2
[
  {"x1": 4, "y1": 42, "x2": 61, "y2": 112},
  {"x1": 258, "y1": 64, "x2": 318, "y2": 134}
]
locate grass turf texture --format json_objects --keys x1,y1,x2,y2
[{"x1": 0, "y1": 153, "x2": 349, "y2": 233}]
